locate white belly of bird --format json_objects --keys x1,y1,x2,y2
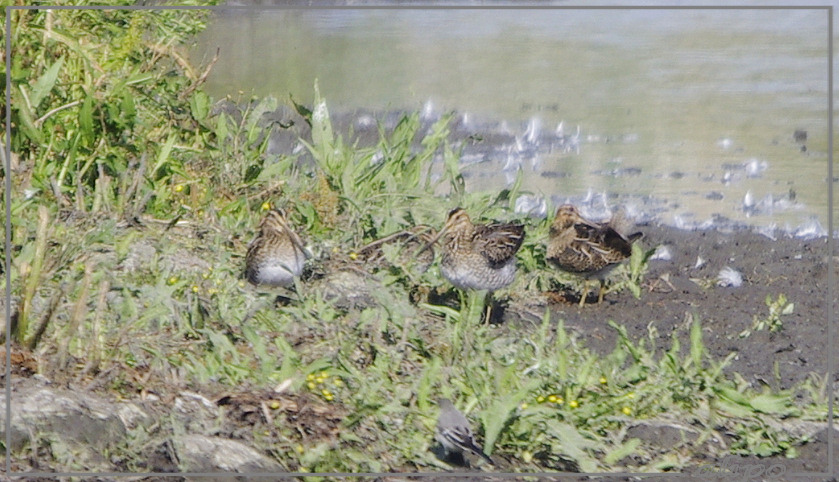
[
  {"x1": 441, "y1": 258, "x2": 517, "y2": 291},
  {"x1": 255, "y1": 258, "x2": 303, "y2": 286}
]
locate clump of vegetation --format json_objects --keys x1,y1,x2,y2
[
  {"x1": 2, "y1": 3, "x2": 826, "y2": 476},
  {"x1": 739, "y1": 293, "x2": 794, "y2": 337}
]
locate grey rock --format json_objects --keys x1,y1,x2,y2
[
  {"x1": 173, "y1": 434, "x2": 286, "y2": 480},
  {"x1": 1, "y1": 384, "x2": 147, "y2": 452}
]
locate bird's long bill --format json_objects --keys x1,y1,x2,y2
[
  {"x1": 573, "y1": 213, "x2": 602, "y2": 230},
  {"x1": 291, "y1": 234, "x2": 312, "y2": 260},
  {"x1": 415, "y1": 223, "x2": 448, "y2": 258},
  {"x1": 274, "y1": 214, "x2": 310, "y2": 259}
]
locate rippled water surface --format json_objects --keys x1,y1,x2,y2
[{"x1": 192, "y1": 7, "x2": 832, "y2": 235}]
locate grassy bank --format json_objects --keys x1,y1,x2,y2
[{"x1": 3, "y1": 3, "x2": 828, "y2": 475}]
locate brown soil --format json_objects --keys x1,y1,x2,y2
[
  {"x1": 538, "y1": 224, "x2": 837, "y2": 478},
  {"x1": 543, "y1": 224, "x2": 835, "y2": 391}
]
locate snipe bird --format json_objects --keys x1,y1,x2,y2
[
  {"x1": 547, "y1": 204, "x2": 642, "y2": 305},
  {"x1": 244, "y1": 208, "x2": 308, "y2": 287},
  {"x1": 422, "y1": 208, "x2": 525, "y2": 291}
]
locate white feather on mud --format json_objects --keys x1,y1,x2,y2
[
  {"x1": 717, "y1": 266, "x2": 743, "y2": 287},
  {"x1": 650, "y1": 245, "x2": 672, "y2": 261}
]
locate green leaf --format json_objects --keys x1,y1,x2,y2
[
  {"x1": 30, "y1": 57, "x2": 64, "y2": 109},
  {"x1": 690, "y1": 315, "x2": 704, "y2": 368},
  {"x1": 214, "y1": 113, "x2": 230, "y2": 144},
  {"x1": 290, "y1": 94, "x2": 313, "y2": 127},
  {"x1": 481, "y1": 396, "x2": 522, "y2": 454},
  {"x1": 750, "y1": 392, "x2": 791, "y2": 414},
  {"x1": 189, "y1": 90, "x2": 210, "y2": 122},
  {"x1": 243, "y1": 162, "x2": 262, "y2": 183},
  {"x1": 256, "y1": 156, "x2": 293, "y2": 183},
  {"x1": 310, "y1": 80, "x2": 336, "y2": 169},
  {"x1": 715, "y1": 387, "x2": 755, "y2": 417},
  {"x1": 14, "y1": 88, "x2": 43, "y2": 143},
  {"x1": 152, "y1": 134, "x2": 177, "y2": 178},
  {"x1": 544, "y1": 420, "x2": 598, "y2": 472},
  {"x1": 717, "y1": 386, "x2": 751, "y2": 406},
  {"x1": 120, "y1": 90, "x2": 136, "y2": 128},
  {"x1": 714, "y1": 397, "x2": 755, "y2": 417},
  {"x1": 604, "y1": 437, "x2": 641, "y2": 465},
  {"x1": 79, "y1": 95, "x2": 95, "y2": 147},
  {"x1": 629, "y1": 243, "x2": 644, "y2": 276},
  {"x1": 781, "y1": 302, "x2": 794, "y2": 315}
]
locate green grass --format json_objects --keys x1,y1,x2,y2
[{"x1": 2, "y1": 3, "x2": 828, "y2": 475}]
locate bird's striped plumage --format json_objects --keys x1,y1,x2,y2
[
  {"x1": 244, "y1": 208, "x2": 308, "y2": 287},
  {"x1": 547, "y1": 204, "x2": 641, "y2": 304},
  {"x1": 428, "y1": 208, "x2": 525, "y2": 291}
]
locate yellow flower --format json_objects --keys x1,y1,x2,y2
[
  {"x1": 307, "y1": 382, "x2": 316, "y2": 390},
  {"x1": 547, "y1": 394, "x2": 558, "y2": 403},
  {"x1": 167, "y1": 276, "x2": 178, "y2": 285},
  {"x1": 174, "y1": 184, "x2": 184, "y2": 193},
  {"x1": 622, "y1": 406, "x2": 632, "y2": 415},
  {"x1": 295, "y1": 445, "x2": 305, "y2": 454},
  {"x1": 349, "y1": 252, "x2": 358, "y2": 260},
  {"x1": 269, "y1": 400, "x2": 280, "y2": 410},
  {"x1": 333, "y1": 378, "x2": 343, "y2": 387},
  {"x1": 520, "y1": 402, "x2": 528, "y2": 410},
  {"x1": 599, "y1": 376, "x2": 607, "y2": 384},
  {"x1": 191, "y1": 285, "x2": 199, "y2": 293},
  {"x1": 537, "y1": 396, "x2": 545, "y2": 403},
  {"x1": 569, "y1": 400, "x2": 579, "y2": 408},
  {"x1": 261, "y1": 202, "x2": 271, "y2": 211}
]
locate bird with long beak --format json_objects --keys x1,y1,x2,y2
[
  {"x1": 420, "y1": 208, "x2": 525, "y2": 291},
  {"x1": 244, "y1": 208, "x2": 309, "y2": 287},
  {"x1": 546, "y1": 204, "x2": 642, "y2": 305},
  {"x1": 418, "y1": 208, "x2": 525, "y2": 322}
]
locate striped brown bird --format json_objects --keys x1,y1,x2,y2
[
  {"x1": 422, "y1": 208, "x2": 525, "y2": 291},
  {"x1": 244, "y1": 208, "x2": 308, "y2": 287},
  {"x1": 547, "y1": 204, "x2": 642, "y2": 305}
]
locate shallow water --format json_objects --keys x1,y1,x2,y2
[{"x1": 192, "y1": 6, "x2": 832, "y2": 236}]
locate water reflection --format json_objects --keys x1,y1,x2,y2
[{"x1": 192, "y1": 7, "x2": 831, "y2": 235}]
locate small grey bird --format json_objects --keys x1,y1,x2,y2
[{"x1": 435, "y1": 398, "x2": 495, "y2": 466}]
